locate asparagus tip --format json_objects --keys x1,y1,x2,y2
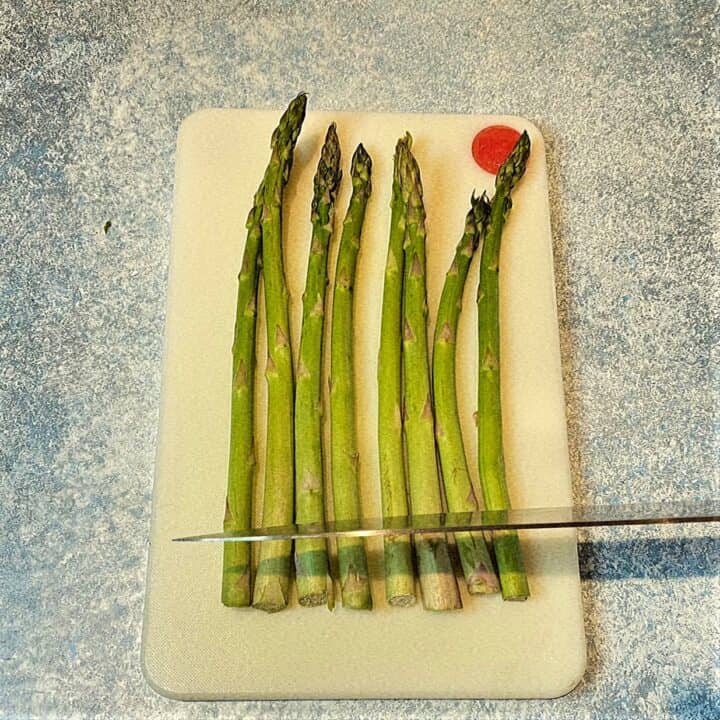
[
  {"x1": 352, "y1": 142, "x2": 371, "y2": 168},
  {"x1": 471, "y1": 191, "x2": 492, "y2": 236},
  {"x1": 495, "y1": 130, "x2": 531, "y2": 192},
  {"x1": 311, "y1": 122, "x2": 342, "y2": 218},
  {"x1": 350, "y1": 143, "x2": 372, "y2": 194},
  {"x1": 270, "y1": 92, "x2": 308, "y2": 162}
]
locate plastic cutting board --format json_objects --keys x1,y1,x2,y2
[{"x1": 141, "y1": 107, "x2": 586, "y2": 700}]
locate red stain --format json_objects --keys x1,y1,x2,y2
[{"x1": 472, "y1": 125, "x2": 522, "y2": 174}]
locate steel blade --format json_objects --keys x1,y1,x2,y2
[{"x1": 173, "y1": 499, "x2": 719, "y2": 543}]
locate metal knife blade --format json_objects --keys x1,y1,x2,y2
[{"x1": 173, "y1": 499, "x2": 719, "y2": 542}]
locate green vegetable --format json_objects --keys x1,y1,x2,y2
[
  {"x1": 433, "y1": 193, "x2": 499, "y2": 595},
  {"x1": 252, "y1": 93, "x2": 307, "y2": 612},
  {"x1": 401, "y1": 140, "x2": 461, "y2": 611},
  {"x1": 294, "y1": 124, "x2": 341, "y2": 607},
  {"x1": 477, "y1": 131, "x2": 531, "y2": 601},
  {"x1": 330, "y1": 144, "x2": 373, "y2": 610},
  {"x1": 221, "y1": 181, "x2": 263, "y2": 607},
  {"x1": 377, "y1": 135, "x2": 416, "y2": 607}
]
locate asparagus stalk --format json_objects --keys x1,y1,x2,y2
[
  {"x1": 377, "y1": 135, "x2": 416, "y2": 607},
  {"x1": 221, "y1": 182, "x2": 264, "y2": 607},
  {"x1": 477, "y1": 130, "x2": 531, "y2": 601},
  {"x1": 294, "y1": 124, "x2": 341, "y2": 607},
  {"x1": 252, "y1": 93, "x2": 307, "y2": 612},
  {"x1": 401, "y1": 140, "x2": 461, "y2": 611},
  {"x1": 433, "y1": 193, "x2": 499, "y2": 595},
  {"x1": 330, "y1": 144, "x2": 373, "y2": 610}
]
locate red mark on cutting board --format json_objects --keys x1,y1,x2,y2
[{"x1": 472, "y1": 125, "x2": 522, "y2": 174}]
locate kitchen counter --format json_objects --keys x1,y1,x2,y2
[{"x1": 1, "y1": 2, "x2": 717, "y2": 718}]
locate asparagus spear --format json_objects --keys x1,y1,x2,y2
[
  {"x1": 221, "y1": 182, "x2": 264, "y2": 607},
  {"x1": 294, "y1": 124, "x2": 341, "y2": 607},
  {"x1": 252, "y1": 93, "x2": 307, "y2": 612},
  {"x1": 477, "y1": 130, "x2": 531, "y2": 601},
  {"x1": 433, "y1": 193, "x2": 499, "y2": 595},
  {"x1": 401, "y1": 140, "x2": 461, "y2": 611},
  {"x1": 377, "y1": 135, "x2": 416, "y2": 607},
  {"x1": 330, "y1": 144, "x2": 373, "y2": 610}
]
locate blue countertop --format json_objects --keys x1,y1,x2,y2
[{"x1": 1, "y1": 1, "x2": 717, "y2": 718}]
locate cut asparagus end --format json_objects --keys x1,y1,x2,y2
[
  {"x1": 221, "y1": 543, "x2": 252, "y2": 607},
  {"x1": 337, "y1": 538, "x2": 373, "y2": 610},
  {"x1": 493, "y1": 530, "x2": 530, "y2": 600},
  {"x1": 415, "y1": 534, "x2": 462, "y2": 611},
  {"x1": 387, "y1": 593, "x2": 417, "y2": 609},
  {"x1": 253, "y1": 541, "x2": 292, "y2": 612},
  {"x1": 383, "y1": 535, "x2": 417, "y2": 607},
  {"x1": 455, "y1": 531, "x2": 500, "y2": 595},
  {"x1": 295, "y1": 538, "x2": 333, "y2": 607}
]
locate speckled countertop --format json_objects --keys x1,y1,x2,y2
[{"x1": 1, "y1": 1, "x2": 718, "y2": 718}]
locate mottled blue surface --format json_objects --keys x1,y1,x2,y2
[{"x1": 1, "y1": 1, "x2": 718, "y2": 718}]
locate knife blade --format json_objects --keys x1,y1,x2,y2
[{"x1": 173, "y1": 499, "x2": 719, "y2": 542}]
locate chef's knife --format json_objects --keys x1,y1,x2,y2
[{"x1": 173, "y1": 499, "x2": 719, "y2": 542}]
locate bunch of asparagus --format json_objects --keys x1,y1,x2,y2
[
  {"x1": 221, "y1": 92, "x2": 531, "y2": 611},
  {"x1": 221, "y1": 95, "x2": 373, "y2": 611}
]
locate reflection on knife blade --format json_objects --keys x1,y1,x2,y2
[{"x1": 173, "y1": 499, "x2": 719, "y2": 543}]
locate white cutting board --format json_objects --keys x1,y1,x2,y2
[{"x1": 141, "y1": 108, "x2": 586, "y2": 700}]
